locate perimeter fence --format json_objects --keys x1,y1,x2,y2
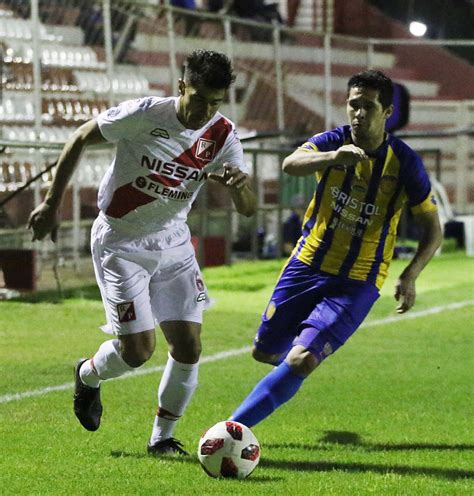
[{"x1": 0, "y1": 0, "x2": 473, "y2": 290}]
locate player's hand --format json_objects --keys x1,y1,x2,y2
[
  {"x1": 394, "y1": 273, "x2": 416, "y2": 314},
  {"x1": 334, "y1": 144, "x2": 368, "y2": 166},
  {"x1": 208, "y1": 163, "x2": 249, "y2": 190},
  {"x1": 27, "y1": 202, "x2": 60, "y2": 242}
]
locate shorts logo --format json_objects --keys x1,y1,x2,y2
[
  {"x1": 196, "y1": 292, "x2": 206, "y2": 302},
  {"x1": 195, "y1": 271, "x2": 205, "y2": 292},
  {"x1": 195, "y1": 138, "x2": 216, "y2": 162},
  {"x1": 195, "y1": 271, "x2": 206, "y2": 302},
  {"x1": 265, "y1": 301, "x2": 276, "y2": 320},
  {"x1": 322, "y1": 342, "x2": 333, "y2": 357},
  {"x1": 117, "y1": 302, "x2": 136, "y2": 323}
]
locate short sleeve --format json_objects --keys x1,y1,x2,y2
[
  {"x1": 298, "y1": 128, "x2": 346, "y2": 153},
  {"x1": 217, "y1": 127, "x2": 249, "y2": 174},
  {"x1": 97, "y1": 98, "x2": 148, "y2": 142},
  {"x1": 404, "y1": 154, "x2": 438, "y2": 215}
]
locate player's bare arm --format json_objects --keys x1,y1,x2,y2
[
  {"x1": 28, "y1": 119, "x2": 105, "y2": 241},
  {"x1": 208, "y1": 163, "x2": 257, "y2": 217},
  {"x1": 394, "y1": 210, "x2": 442, "y2": 313},
  {"x1": 282, "y1": 144, "x2": 368, "y2": 176}
]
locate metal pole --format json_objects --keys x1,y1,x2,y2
[
  {"x1": 367, "y1": 39, "x2": 374, "y2": 69},
  {"x1": 455, "y1": 102, "x2": 469, "y2": 213},
  {"x1": 102, "y1": 0, "x2": 115, "y2": 105},
  {"x1": 72, "y1": 180, "x2": 80, "y2": 271},
  {"x1": 166, "y1": 2, "x2": 179, "y2": 95},
  {"x1": 276, "y1": 152, "x2": 284, "y2": 258},
  {"x1": 324, "y1": 33, "x2": 333, "y2": 130},
  {"x1": 113, "y1": 14, "x2": 136, "y2": 63},
  {"x1": 30, "y1": 0, "x2": 42, "y2": 209},
  {"x1": 31, "y1": 0, "x2": 45, "y2": 266},
  {"x1": 225, "y1": 206, "x2": 232, "y2": 265},
  {"x1": 224, "y1": 17, "x2": 238, "y2": 125},
  {"x1": 315, "y1": 0, "x2": 323, "y2": 33},
  {"x1": 198, "y1": 184, "x2": 208, "y2": 267},
  {"x1": 273, "y1": 24, "x2": 285, "y2": 133},
  {"x1": 251, "y1": 151, "x2": 259, "y2": 259},
  {"x1": 326, "y1": 0, "x2": 334, "y2": 34}
]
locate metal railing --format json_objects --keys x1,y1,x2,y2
[{"x1": 0, "y1": 0, "x2": 473, "y2": 271}]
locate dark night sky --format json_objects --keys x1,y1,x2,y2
[
  {"x1": 367, "y1": 0, "x2": 474, "y2": 38},
  {"x1": 367, "y1": 0, "x2": 474, "y2": 62}
]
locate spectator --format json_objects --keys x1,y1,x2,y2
[
  {"x1": 168, "y1": 0, "x2": 201, "y2": 37},
  {"x1": 219, "y1": 0, "x2": 283, "y2": 41}
]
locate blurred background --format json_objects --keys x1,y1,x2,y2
[{"x1": 0, "y1": 0, "x2": 473, "y2": 293}]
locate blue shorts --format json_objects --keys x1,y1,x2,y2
[{"x1": 254, "y1": 257, "x2": 379, "y2": 363}]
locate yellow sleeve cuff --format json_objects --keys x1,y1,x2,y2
[{"x1": 410, "y1": 190, "x2": 438, "y2": 215}]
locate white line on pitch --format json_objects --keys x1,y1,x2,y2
[{"x1": 1, "y1": 300, "x2": 472, "y2": 405}]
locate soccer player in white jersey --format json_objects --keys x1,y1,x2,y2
[{"x1": 28, "y1": 49, "x2": 257, "y2": 455}]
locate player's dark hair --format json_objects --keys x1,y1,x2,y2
[
  {"x1": 184, "y1": 49, "x2": 236, "y2": 90},
  {"x1": 347, "y1": 70, "x2": 394, "y2": 109}
]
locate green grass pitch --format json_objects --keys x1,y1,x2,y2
[{"x1": 0, "y1": 252, "x2": 473, "y2": 495}]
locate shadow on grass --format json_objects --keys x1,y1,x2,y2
[
  {"x1": 263, "y1": 431, "x2": 474, "y2": 481},
  {"x1": 109, "y1": 450, "x2": 281, "y2": 482},
  {"x1": 261, "y1": 458, "x2": 474, "y2": 481},
  {"x1": 268, "y1": 430, "x2": 474, "y2": 452},
  {"x1": 272, "y1": 431, "x2": 474, "y2": 451}
]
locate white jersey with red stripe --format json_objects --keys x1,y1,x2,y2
[{"x1": 96, "y1": 96, "x2": 248, "y2": 235}]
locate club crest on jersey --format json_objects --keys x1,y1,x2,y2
[
  {"x1": 195, "y1": 138, "x2": 216, "y2": 162},
  {"x1": 380, "y1": 175, "x2": 398, "y2": 195},
  {"x1": 117, "y1": 302, "x2": 136, "y2": 323}
]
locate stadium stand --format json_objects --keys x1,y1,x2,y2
[{"x1": 0, "y1": 0, "x2": 472, "y2": 255}]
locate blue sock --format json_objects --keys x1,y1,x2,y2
[{"x1": 231, "y1": 362, "x2": 305, "y2": 427}]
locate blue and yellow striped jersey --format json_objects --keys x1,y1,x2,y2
[{"x1": 294, "y1": 125, "x2": 438, "y2": 289}]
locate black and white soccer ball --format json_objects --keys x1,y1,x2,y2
[{"x1": 198, "y1": 421, "x2": 261, "y2": 479}]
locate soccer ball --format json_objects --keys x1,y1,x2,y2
[{"x1": 198, "y1": 421, "x2": 261, "y2": 479}]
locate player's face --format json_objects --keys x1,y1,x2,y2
[
  {"x1": 346, "y1": 86, "x2": 393, "y2": 144},
  {"x1": 178, "y1": 79, "x2": 226, "y2": 129}
]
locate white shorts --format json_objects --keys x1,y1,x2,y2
[{"x1": 91, "y1": 215, "x2": 209, "y2": 335}]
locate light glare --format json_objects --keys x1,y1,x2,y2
[{"x1": 409, "y1": 21, "x2": 427, "y2": 37}]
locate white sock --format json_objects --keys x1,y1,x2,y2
[
  {"x1": 80, "y1": 339, "x2": 134, "y2": 388},
  {"x1": 149, "y1": 353, "x2": 199, "y2": 444},
  {"x1": 79, "y1": 359, "x2": 101, "y2": 388}
]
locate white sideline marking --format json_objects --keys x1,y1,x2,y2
[{"x1": 1, "y1": 300, "x2": 473, "y2": 405}]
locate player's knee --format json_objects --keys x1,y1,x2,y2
[
  {"x1": 119, "y1": 330, "x2": 155, "y2": 368},
  {"x1": 285, "y1": 346, "x2": 319, "y2": 377},
  {"x1": 252, "y1": 347, "x2": 279, "y2": 365},
  {"x1": 169, "y1": 338, "x2": 202, "y2": 364}
]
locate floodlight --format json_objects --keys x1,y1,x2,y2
[{"x1": 409, "y1": 21, "x2": 427, "y2": 37}]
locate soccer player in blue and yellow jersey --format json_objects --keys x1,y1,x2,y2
[{"x1": 230, "y1": 70, "x2": 443, "y2": 428}]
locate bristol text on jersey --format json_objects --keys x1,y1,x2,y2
[{"x1": 330, "y1": 186, "x2": 381, "y2": 217}]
